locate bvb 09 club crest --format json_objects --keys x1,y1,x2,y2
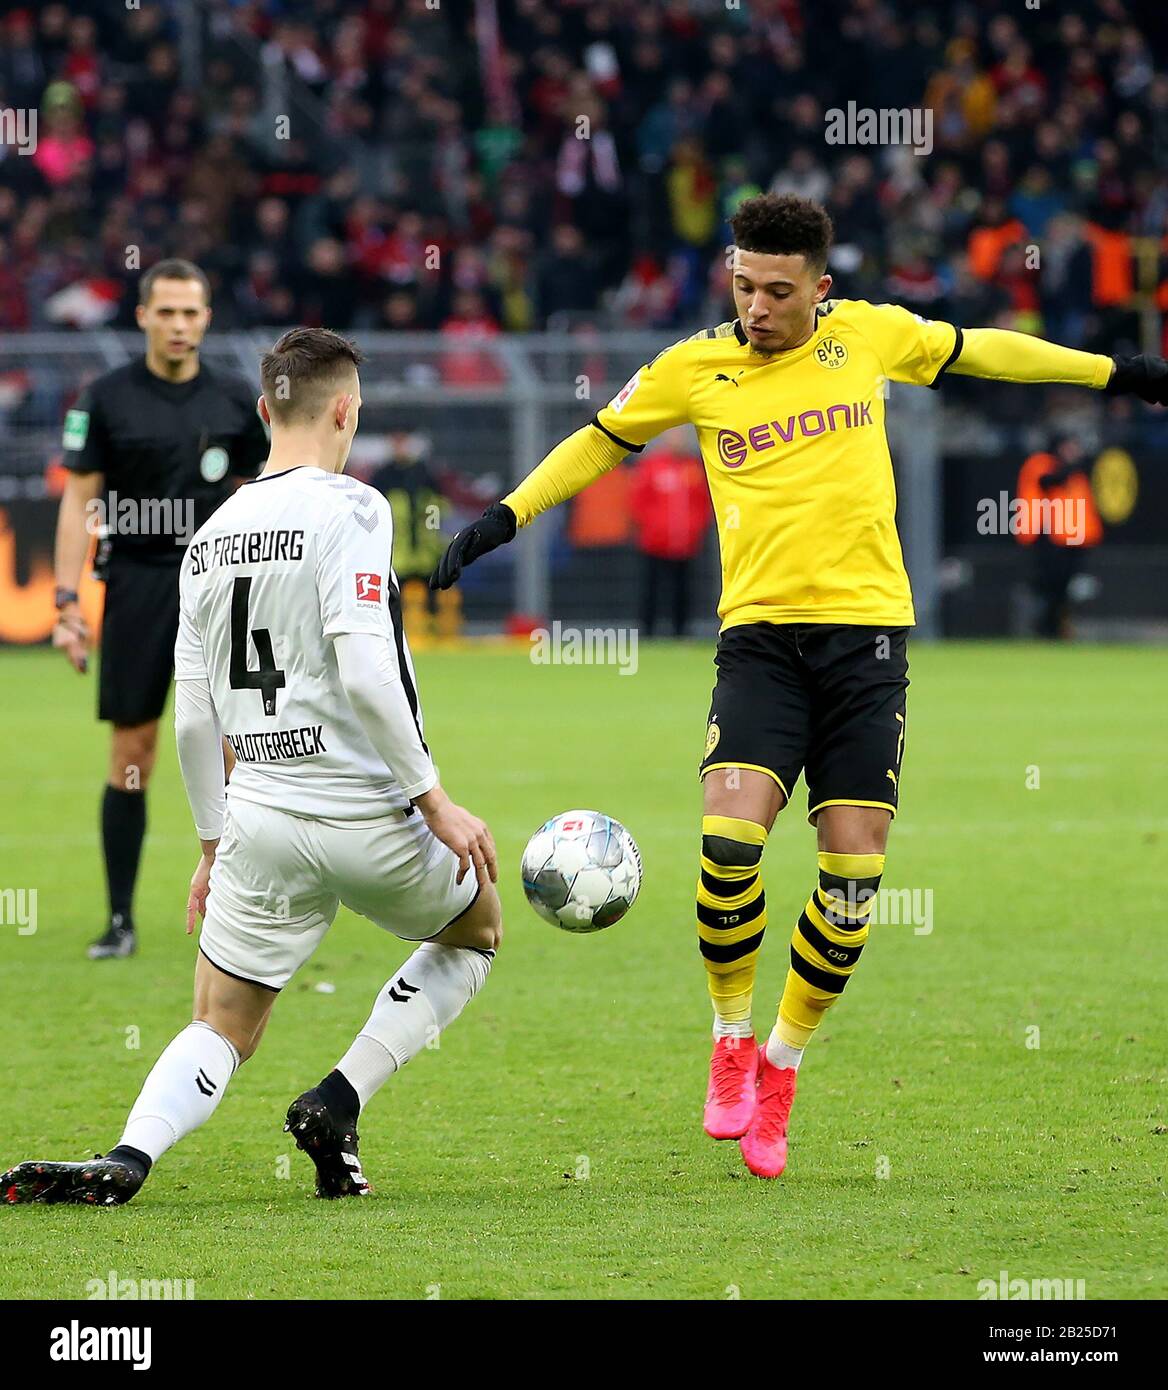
[
  {"x1": 814, "y1": 338, "x2": 848, "y2": 369},
  {"x1": 704, "y1": 720, "x2": 721, "y2": 757}
]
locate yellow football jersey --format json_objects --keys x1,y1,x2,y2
[{"x1": 592, "y1": 299, "x2": 962, "y2": 629}]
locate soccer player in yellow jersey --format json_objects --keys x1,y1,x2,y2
[{"x1": 432, "y1": 194, "x2": 1168, "y2": 1178}]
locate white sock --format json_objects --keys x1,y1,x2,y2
[
  {"x1": 337, "y1": 943, "x2": 493, "y2": 1108},
  {"x1": 117, "y1": 1021, "x2": 240, "y2": 1163},
  {"x1": 765, "y1": 1030, "x2": 805, "y2": 1072},
  {"x1": 713, "y1": 1012, "x2": 754, "y2": 1040},
  {"x1": 333, "y1": 1035, "x2": 396, "y2": 1109}
]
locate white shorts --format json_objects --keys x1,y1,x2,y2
[{"x1": 199, "y1": 797, "x2": 480, "y2": 990}]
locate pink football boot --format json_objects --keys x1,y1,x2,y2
[
  {"x1": 703, "y1": 1034, "x2": 760, "y2": 1139},
  {"x1": 739, "y1": 1048, "x2": 798, "y2": 1177}
]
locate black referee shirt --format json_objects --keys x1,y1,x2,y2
[{"x1": 61, "y1": 358, "x2": 269, "y2": 563}]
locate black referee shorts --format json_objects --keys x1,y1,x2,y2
[
  {"x1": 699, "y1": 622, "x2": 910, "y2": 823},
  {"x1": 98, "y1": 557, "x2": 181, "y2": 726}
]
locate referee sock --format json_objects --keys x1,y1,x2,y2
[
  {"x1": 697, "y1": 816, "x2": 768, "y2": 1036},
  {"x1": 334, "y1": 943, "x2": 494, "y2": 1109},
  {"x1": 102, "y1": 785, "x2": 146, "y2": 927},
  {"x1": 769, "y1": 852, "x2": 883, "y2": 1059},
  {"x1": 116, "y1": 1022, "x2": 240, "y2": 1163}
]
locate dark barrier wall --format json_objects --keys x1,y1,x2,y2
[{"x1": 941, "y1": 441, "x2": 1168, "y2": 635}]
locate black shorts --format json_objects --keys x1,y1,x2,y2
[
  {"x1": 700, "y1": 623, "x2": 910, "y2": 823},
  {"x1": 98, "y1": 557, "x2": 181, "y2": 726}
]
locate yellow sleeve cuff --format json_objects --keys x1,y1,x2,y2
[
  {"x1": 950, "y1": 327, "x2": 1113, "y2": 389},
  {"x1": 501, "y1": 423, "x2": 629, "y2": 528}
]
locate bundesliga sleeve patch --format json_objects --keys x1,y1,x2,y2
[
  {"x1": 355, "y1": 572, "x2": 382, "y2": 604},
  {"x1": 62, "y1": 409, "x2": 89, "y2": 450},
  {"x1": 608, "y1": 371, "x2": 641, "y2": 414}
]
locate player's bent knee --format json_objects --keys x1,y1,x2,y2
[
  {"x1": 190, "y1": 1013, "x2": 251, "y2": 1065},
  {"x1": 702, "y1": 766, "x2": 786, "y2": 825},
  {"x1": 701, "y1": 832, "x2": 764, "y2": 869},
  {"x1": 193, "y1": 957, "x2": 275, "y2": 1064},
  {"x1": 815, "y1": 804, "x2": 892, "y2": 855},
  {"x1": 435, "y1": 882, "x2": 502, "y2": 952},
  {"x1": 194, "y1": 1010, "x2": 271, "y2": 1065},
  {"x1": 699, "y1": 816, "x2": 768, "y2": 926}
]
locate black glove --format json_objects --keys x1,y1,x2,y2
[
  {"x1": 1105, "y1": 354, "x2": 1168, "y2": 405},
  {"x1": 430, "y1": 502, "x2": 517, "y2": 589}
]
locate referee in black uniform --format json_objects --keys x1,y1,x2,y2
[{"x1": 52, "y1": 260, "x2": 269, "y2": 959}]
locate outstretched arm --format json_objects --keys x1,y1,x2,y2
[
  {"x1": 502, "y1": 423, "x2": 628, "y2": 526},
  {"x1": 431, "y1": 338, "x2": 696, "y2": 589},
  {"x1": 430, "y1": 425, "x2": 626, "y2": 588},
  {"x1": 949, "y1": 328, "x2": 1168, "y2": 403}
]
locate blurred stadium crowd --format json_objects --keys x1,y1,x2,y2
[{"x1": 0, "y1": 0, "x2": 1165, "y2": 352}]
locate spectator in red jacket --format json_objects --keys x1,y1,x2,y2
[
  {"x1": 629, "y1": 431, "x2": 711, "y2": 637},
  {"x1": 440, "y1": 289, "x2": 505, "y2": 387}
]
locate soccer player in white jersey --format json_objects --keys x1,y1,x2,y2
[{"x1": 2, "y1": 328, "x2": 502, "y2": 1205}]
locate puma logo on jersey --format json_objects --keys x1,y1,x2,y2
[
  {"x1": 714, "y1": 372, "x2": 743, "y2": 386},
  {"x1": 886, "y1": 769, "x2": 898, "y2": 789},
  {"x1": 355, "y1": 572, "x2": 382, "y2": 603}
]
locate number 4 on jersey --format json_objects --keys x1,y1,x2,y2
[{"x1": 229, "y1": 576, "x2": 286, "y2": 716}]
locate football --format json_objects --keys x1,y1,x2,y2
[{"x1": 520, "y1": 810, "x2": 643, "y2": 932}]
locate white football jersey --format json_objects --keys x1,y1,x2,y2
[{"x1": 176, "y1": 465, "x2": 429, "y2": 818}]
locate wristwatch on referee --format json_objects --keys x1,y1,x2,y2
[{"x1": 54, "y1": 586, "x2": 80, "y2": 611}]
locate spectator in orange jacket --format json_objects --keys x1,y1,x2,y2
[
  {"x1": 629, "y1": 431, "x2": 711, "y2": 637},
  {"x1": 1016, "y1": 434, "x2": 1102, "y2": 639}
]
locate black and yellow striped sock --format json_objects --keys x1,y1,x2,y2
[
  {"x1": 773, "y1": 851, "x2": 884, "y2": 1049},
  {"x1": 697, "y1": 815, "x2": 768, "y2": 1029}
]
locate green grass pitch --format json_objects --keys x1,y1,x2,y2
[{"x1": 0, "y1": 641, "x2": 1164, "y2": 1300}]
